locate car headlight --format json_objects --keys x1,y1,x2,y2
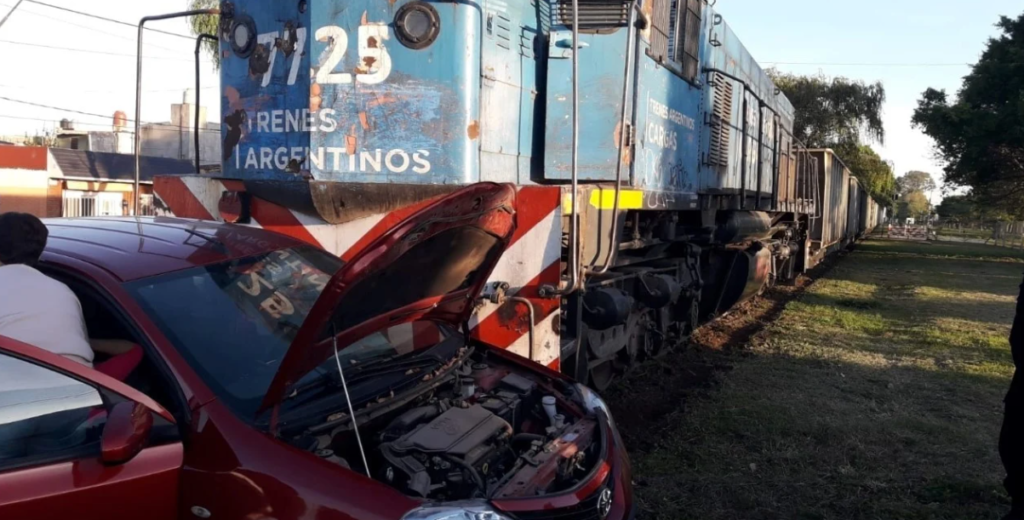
[
  {"x1": 575, "y1": 383, "x2": 615, "y2": 427},
  {"x1": 401, "y1": 501, "x2": 513, "y2": 520}
]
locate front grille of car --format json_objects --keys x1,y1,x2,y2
[{"x1": 507, "y1": 477, "x2": 613, "y2": 520}]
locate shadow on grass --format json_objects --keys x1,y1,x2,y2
[
  {"x1": 606, "y1": 238, "x2": 1018, "y2": 520},
  {"x1": 626, "y1": 350, "x2": 1012, "y2": 520}
]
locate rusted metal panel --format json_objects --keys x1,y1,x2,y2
[{"x1": 807, "y1": 149, "x2": 851, "y2": 252}]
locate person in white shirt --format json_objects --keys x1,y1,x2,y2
[{"x1": 0, "y1": 212, "x2": 132, "y2": 460}]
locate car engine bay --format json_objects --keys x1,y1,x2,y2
[{"x1": 293, "y1": 349, "x2": 603, "y2": 501}]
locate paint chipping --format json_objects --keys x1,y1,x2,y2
[
  {"x1": 346, "y1": 125, "x2": 358, "y2": 154},
  {"x1": 310, "y1": 83, "x2": 322, "y2": 112},
  {"x1": 467, "y1": 120, "x2": 480, "y2": 140},
  {"x1": 366, "y1": 94, "x2": 398, "y2": 108},
  {"x1": 361, "y1": 11, "x2": 368, "y2": 25},
  {"x1": 359, "y1": 112, "x2": 371, "y2": 131},
  {"x1": 367, "y1": 36, "x2": 378, "y2": 48},
  {"x1": 223, "y1": 110, "x2": 246, "y2": 161}
]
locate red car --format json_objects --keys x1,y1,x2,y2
[{"x1": 0, "y1": 183, "x2": 633, "y2": 520}]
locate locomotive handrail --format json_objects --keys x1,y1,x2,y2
[
  {"x1": 588, "y1": 0, "x2": 640, "y2": 277},
  {"x1": 194, "y1": 33, "x2": 218, "y2": 175},
  {"x1": 134, "y1": 8, "x2": 219, "y2": 215}
]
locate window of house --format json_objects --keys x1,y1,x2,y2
[
  {"x1": 70, "y1": 138, "x2": 80, "y2": 150},
  {"x1": 648, "y1": 0, "x2": 703, "y2": 84}
]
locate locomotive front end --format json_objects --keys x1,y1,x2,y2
[{"x1": 219, "y1": 0, "x2": 481, "y2": 186}]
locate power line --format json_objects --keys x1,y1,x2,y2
[
  {"x1": 0, "y1": 38, "x2": 213, "y2": 62},
  {"x1": 0, "y1": 0, "x2": 24, "y2": 31},
  {"x1": 22, "y1": 0, "x2": 197, "y2": 41},
  {"x1": 0, "y1": 95, "x2": 221, "y2": 133},
  {"x1": 0, "y1": 114, "x2": 145, "y2": 132},
  {"x1": 0, "y1": 83, "x2": 218, "y2": 94},
  {"x1": 0, "y1": 1, "x2": 198, "y2": 56}
]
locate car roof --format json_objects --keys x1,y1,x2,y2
[{"x1": 41, "y1": 217, "x2": 310, "y2": 282}]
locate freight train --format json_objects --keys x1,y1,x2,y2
[{"x1": 149, "y1": 0, "x2": 883, "y2": 390}]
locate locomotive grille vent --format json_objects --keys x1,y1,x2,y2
[
  {"x1": 708, "y1": 72, "x2": 734, "y2": 169},
  {"x1": 553, "y1": 0, "x2": 630, "y2": 30}
]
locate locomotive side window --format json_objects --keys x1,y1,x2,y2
[{"x1": 647, "y1": 0, "x2": 702, "y2": 84}]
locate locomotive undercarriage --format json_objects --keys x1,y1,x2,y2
[{"x1": 562, "y1": 209, "x2": 807, "y2": 389}]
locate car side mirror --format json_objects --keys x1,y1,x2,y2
[{"x1": 101, "y1": 401, "x2": 153, "y2": 465}]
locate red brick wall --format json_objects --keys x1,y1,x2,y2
[{"x1": 0, "y1": 147, "x2": 47, "y2": 170}]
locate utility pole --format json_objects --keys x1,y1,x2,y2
[{"x1": 0, "y1": 0, "x2": 25, "y2": 31}]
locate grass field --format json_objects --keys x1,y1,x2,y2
[{"x1": 612, "y1": 239, "x2": 1020, "y2": 519}]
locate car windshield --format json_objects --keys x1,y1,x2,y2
[{"x1": 125, "y1": 247, "x2": 430, "y2": 418}]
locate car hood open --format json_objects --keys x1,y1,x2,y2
[{"x1": 258, "y1": 183, "x2": 517, "y2": 414}]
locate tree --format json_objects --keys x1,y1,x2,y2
[
  {"x1": 768, "y1": 70, "x2": 886, "y2": 149},
  {"x1": 897, "y1": 191, "x2": 930, "y2": 221},
  {"x1": 188, "y1": 0, "x2": 220, "y2": 68},
  {"x1": 936, "y1": 194, "x2": 975, "y2": 222},
  {"x1": 769, "y1": 70, "x2": 895, "y2": 207},
  {"x1": 897, "y1": 171, "x2": 936, "y2": 195},
  {"x1": 834, "y1": 143, "x2": 898, "y2": 207},
  {"x1": 912, "y1": 13, "x2": 1024, "y2": 219}
]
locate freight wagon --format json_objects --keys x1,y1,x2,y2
[
  {"x1": 804, "y1": 149, "x2": 881, "y2": 268},
  {"x1": 145, "y1": 0, "x2": 879, "y2": 392}
]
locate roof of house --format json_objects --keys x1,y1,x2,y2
[{"x1": 49, "y1": 148, "x2": 196, "y2": 182}]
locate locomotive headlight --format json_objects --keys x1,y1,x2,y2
[
  {"x1": 395, "y1": 1, "x2": 441, "y2": 50},
  {"x1": 233, "y1": 23, "x2": 251, "y2": 49},
  {"x1": 228, "y1": 15, "x2": 258, "y2": 58},
  {"x1": 401, "y1": 501, "x2": 513, "y2": 520}
]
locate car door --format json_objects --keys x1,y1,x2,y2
[{"x1": 0, "y1": 335, "x2": 183, "y2": 520}]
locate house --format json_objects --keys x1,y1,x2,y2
[
  {"x1": 52, "y1": 91, "x2": 221, "y2": 168},
  {"x1": 0, "y1": 146, "x2": 195, "y2": 218}
]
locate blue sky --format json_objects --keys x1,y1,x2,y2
[
  {"x1": 0, "y1": 0, "x2": 1020, "y2": 202},
  {"x1": 715, "y1": 0, "x2": 1022, "y2": 201}
]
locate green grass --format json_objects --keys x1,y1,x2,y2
[
  {"x1": 620, "y1": 239, "x2": 1020, "y2": 519},
  {"x1": 936, "y1": 228, "x2": 992, "y2": 240}
]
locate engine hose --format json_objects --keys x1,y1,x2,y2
[
  {"x1": 446, "y1": 456, "x2": 488, "y2": 498},
  {"x1": 511, "y1": 433, "x2": 545, "y2": 448}
]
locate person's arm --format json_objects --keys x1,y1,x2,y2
[{"x1": 89, "y1": 338, "x2": 136, "y2": 356}]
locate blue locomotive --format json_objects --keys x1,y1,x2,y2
[{"x1": 154, "y1": 0, "x2": 874, "y2": 390}]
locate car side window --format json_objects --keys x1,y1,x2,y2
[{"x1": 0, "y1": 352, "x2": 106, "y2": 471}]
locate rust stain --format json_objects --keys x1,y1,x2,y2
[
  {"x1": 345, "y1": 125, "x2": 357, "y2": 155},
  {"x1": 310, "y1": 82, "x2": 322, "y2": 112},
  {"x1": 359, "y1": 111, "x2": 371, "y2": 131},
  {"x1": 367, "y1": 36, "x2": 378, "y2": 48},
  {"x1": 365, "y1": 94, "x2": 398, "y2": 108},
  {"x1": 363, "y1": 57, "x2": 377, "y2": 68},
  {"x1": 225, "y1": 86, "x2": 242, "y2": 110},
  {"x1": 613, "y1": 121, "x2": 630, "y2": 163},
  {"x1": 467, "y1": 120, "x2": 480, "y2": 140}
]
